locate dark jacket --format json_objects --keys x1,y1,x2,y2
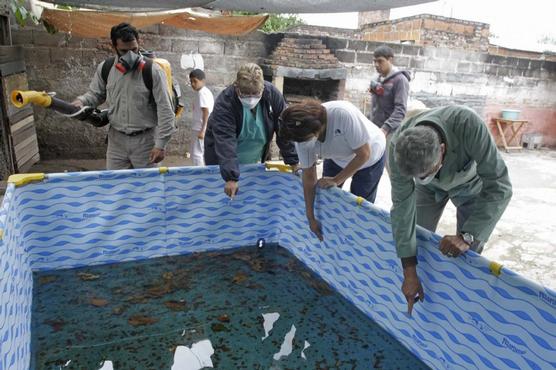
[
  {"x1": 204, "y1": 81, "x2": 298, "y2": 182},
  {"x1": 370, "y1": 69, "x2": 411, "y2": 134}
]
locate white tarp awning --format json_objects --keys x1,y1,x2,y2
[{"x1": 38, "y1": 0, "x2": 433, "y2": 13}]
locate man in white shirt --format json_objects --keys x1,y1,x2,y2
[
  {"x1": 189, "y1": 69, "x2": 214, "y2": 166},
  {"x1": 280, "y1": 100, "x2": 386, "y2": 240}
]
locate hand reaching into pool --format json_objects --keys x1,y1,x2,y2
[
  {"x1": 308, "y1": 217, "x2": 323, "y2": 241},
  {"x1": 402, "y1": 265, "x2": 424, "y2": 316},
  {"x1": 225, "y1": 180, "x2": 239, "y2": 199}
]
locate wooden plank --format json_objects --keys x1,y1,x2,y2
[
  {"x1": 18, "y1": 153, "x2": 40, "y2": 174},
  {"x1": 15, "y1": 134, "x2": 38, "y2": 162},
  {"x1": 15, "y1": 134, "x2": 39, "y2": 167},
  {"x1": 9, "y1": 108, "x2": 34, "y2": 125},
  {"x1": 14, "y1": 133, "x2": 36, "y2": 154},
  {"x1": 16, "y1": 147, "x2": 40, "y2": 170},
  {"x1": 10, "y1": 114, "x2": 34, "y2": 132},
  {"x1": 12, "y1": 119, "x2": 36, "y2": 147}
]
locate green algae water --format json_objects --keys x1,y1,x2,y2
[{"x1": 32, "y1": 245, "x2": 429, "y2": 369}]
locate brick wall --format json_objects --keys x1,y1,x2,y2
[
  {"x1": 361, "y1": 14, "x2": 490, "y2": 52},
  {"x1": 265, "y1": 36, "x2": 340, "y2": 69},
  {"x1": 489, "y1": 45, "x2": 556, "y2": 62},
  {"x1": 358, "y1": 10, "x2": 390, "y2": 28},
  {"x1": 285, "y1": 25, "x2": 357, "y2": 39}
]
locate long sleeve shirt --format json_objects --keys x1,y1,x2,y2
[
  {"x1": 388, "y1": 105, "x2": 513, "y2": 258},
  {"x1": 77, "y1": 59, "x2": 176, "y2": 149}
]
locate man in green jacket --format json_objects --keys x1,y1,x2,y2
[{"x1": 389, "y1": 105, "x2": 512, "y2": 315}]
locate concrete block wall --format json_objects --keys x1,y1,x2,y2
[
  {"x1": 10, "y1": 23, "x2": 556, "y2": 162},
  {"x1": 10, "y1": 24, "x2": 274, "y2": 159},
  {"x1": 322, "y1": 35, "x2": 556, "y2": 146}
]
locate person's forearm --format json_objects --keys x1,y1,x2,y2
[
  {"x1": 76, "y1": 91, "x2": 103, "y2": 108},
  {"x1": 200, "y1": 108, "x2": 209, "y2": 133},
  {"x1": 401, "y1": 256, "x2": 418, "y2": 268},
  {"x1": 302, "y1": 167, "x2": 318, "y2": 220},
  {"x1": 333, "y1": 153, "x2": 368, "y2": 185}
]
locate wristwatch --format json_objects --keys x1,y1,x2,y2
[{"x1": 460, "y1": 232, "x2": 474, "y2": 246}]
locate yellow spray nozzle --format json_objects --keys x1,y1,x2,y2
[{"x1": 10, "y1": 90, "x2": 52, "y2": 109}]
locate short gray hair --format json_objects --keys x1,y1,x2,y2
[{"x1": 395, "y1": 126, "x2": 441, "y2": 177}]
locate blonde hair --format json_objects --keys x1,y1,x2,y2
[{"x1": 235, "y1": 63, "x2": 264, "y2": 95}]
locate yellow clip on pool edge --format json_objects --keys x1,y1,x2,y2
[
  {"x1": 265, "y1": 163, "x2": 292, "y2": 173},
  {"x1": 7, "y1": 173, "x2": 45, "y2": 187},
  {"x1": 489, "y1": 261, "x2": 503, "y2": 276}
]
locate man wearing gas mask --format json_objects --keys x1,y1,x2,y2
[
  {"x1": 204, "y1": 63, "x2": 298, "y2": 199},
  {"x1": 72, "y1": 23, "x2": 176, "y2": 170},
  {"x1": 369, "y1": 45, "x2": 410, "y2": 137},
  {"x1": 388, "y1": 105, "x2": 512, "y2": 316}
]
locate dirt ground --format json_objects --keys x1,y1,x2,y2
[{"x1": 2, "y1": 149, "x2": 555, "y2": 289}]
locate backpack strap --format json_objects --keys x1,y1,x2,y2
[
  {"x1": 102, "y1": 56, "x2": 156, "y2": 103},
  {"x1": 142, "y1": 58, "x2": 153, "y2": 91},
  {"x1": 141, "y1": 58, "x2": 154, "y2": 103},
  {"x1": 101, "y1": 56, "x2": 116, "y2": 85}
]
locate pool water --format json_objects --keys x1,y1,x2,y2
[{"x1": 32, "y1": 245, "x2": 429, "y2": 369}]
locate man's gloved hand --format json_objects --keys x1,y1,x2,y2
[
  {"x1": 87, "y1": 109, "x2": 110, "y2": 127},
  {"x1": 149, "y1": 147, "x2": 165, "y2": 164}
]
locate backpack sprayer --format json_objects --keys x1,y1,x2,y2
[{"x1": 10, "y1": 90, "x2": 109, "y2": 127}]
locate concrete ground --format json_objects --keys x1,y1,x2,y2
[
  {"x1": 1, "y1": 149, "x2": 554, "y2": 289},
  {"x1": 370, "y1": 149, "x2": 556, "y2": 290}
]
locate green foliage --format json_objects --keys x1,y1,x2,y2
[
  {"x1": 234, "y1": 12, "x2": 305, "y2": 33},
  {"x1": 8, "y1": 0, "x2": 70, "y2": 33},
  {"x1": 9, "y1": 0, "x2": 39, "y2": 27},
  {"x1": 260, "y1": 14, "x2": 305, "y2": 33}
]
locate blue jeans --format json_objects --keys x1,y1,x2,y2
[{"x1": 323, "y1": 154, "x2": 386, "y2": 203}]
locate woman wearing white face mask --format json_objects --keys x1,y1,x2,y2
[
  {"x1": 279, "y1": 99, "x2": 386, "y2": 241},
  {"x1": 204, "y1": 63, "x2": 299, "y2": 199}
]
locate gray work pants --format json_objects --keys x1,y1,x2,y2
[
  {"x1": 415, "y1": 184, "x2": 484, "y2": 253},
  {"x1": 106, "y1": 127, "x2": 157, "y2": 170}
]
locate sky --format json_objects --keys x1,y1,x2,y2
[{"x1": 298, "y1": 0, "x2": 556, "y2": 52}]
